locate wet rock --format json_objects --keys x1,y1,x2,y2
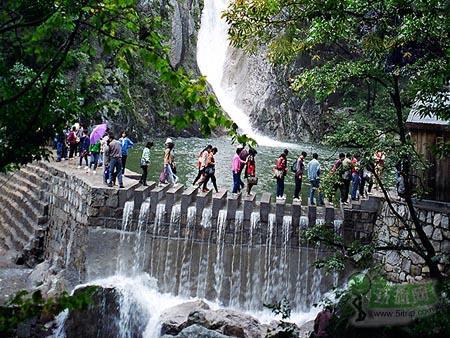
[
  {"x1": 160, "y1": 301, "x2": 268, "y2": 338},
  {"x1": 63, "y1": 286, "x2": 148, "y2": 338},
  {"x1": 162, "y1": 324, "x2": 228, "y2": 338},
  {"x1": 160, "y1": 300, "x2": 211, "y2": 335}
]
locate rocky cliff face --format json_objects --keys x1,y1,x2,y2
[{"x1": 223, "y1": 47, "x2": 333, "y2": 142}]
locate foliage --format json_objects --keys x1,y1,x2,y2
[
  {"x1": 0, "y1": 286, "x2": 98, "y2": 336},
  {"x1": 264, "y1": 297, "x2": 298, "y2": 337},
  {"x1": 0, "y1": 0, "x2": 249, "y2": 173},
  {"x1": 224, "y1": 0, "x2": 449, "y2": 280}
]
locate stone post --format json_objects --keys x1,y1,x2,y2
[
  {"x1": 212, "y1": 189, "x2": 227, "y2": 221},
  {"x1": 308, "y1": 205, "x2": 317, "y2": 227},
  {"x1": 181, "y1": 186, "x2": 198, "y2": 225},
  {"x1": 196, "y1": 189, "x2": 212, "y2": 225},
  {"x1": 165, "y1": 184, "x2": 184, "y2": 222},
  {"x1": 260, "y1": 192, "x2": 271, "y2": 224},
  {"x1": 325, "y1": 206, "x2": 335, "y2": 227},
  {"x1": 226, "y1": 193, "x2": 240, "y2": 220}
]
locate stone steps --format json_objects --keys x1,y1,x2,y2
[
  {"x1": 0, "y1": 174, "x2": 48, "y2": 221},
  {"x1": 0, "y1": 202, "x2": 29, "y2": 252}
]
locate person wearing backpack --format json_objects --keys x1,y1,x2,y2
[
  {"x1": 340, "y1": 153, "x2": 352, "y2": 205},
  {"x1": 274, "y1": 149, "x2": 289, "y2": 199},
  {"x1": 293, "y1": 151, "x2": 307, "y2": 201}
]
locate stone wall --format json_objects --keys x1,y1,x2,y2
[{"x1": 374, "y1": 200, "x2": 449, "y2": 283}]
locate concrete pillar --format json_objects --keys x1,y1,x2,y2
[
  {"x1": 165, "y1": 184, "x2": 184, "y2": 222},
  {"x1": 226, "y1": 193, "x2": 240, "y2": 220},
  {"x1": 149, "y1": 183, "x2": 171, "y2": 220},
  {"x1": 291, "y1": 199, "x2": 302, "y2": 228},
  {"x1": 325, "y1": 206, "x2": 335, "y2": 227},
  {"x1": 275, "y1": 198, "x2": 285, "y2": 226},
  {"x1": 242, "y1": 193, "x2": 256, "y2": 223},
  {"x1": 212, "y1": 189, "x2": 227, "y2": 221},
  {"x1": 196, "y1": 189, "x2": 212, "y2": 224},
  {"x1": 308, "y1": 205, "x2": 317, "y2": 227},
  {"x1": 134, "y1": 182, "x2": 156, "y2": 209},
  {"x1": 181, "y1": 186, "x2": 198, "y2": 224},
  {"x1": 260, "y1": 192, "x2": 271, "y2": 224}
]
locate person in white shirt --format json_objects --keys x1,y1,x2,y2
[{"x1": 140, "y1": 141, "x2": 153, "y2": 186}]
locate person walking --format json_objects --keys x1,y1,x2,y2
[
  {"x1": 103, "y1": 137, "x2": 111, "y2": 184},
  {"x1": 119, "y1": 131, "x2": 134, "y2": 175},
  {"x1": 55, "y1": 127, "x2": 68, "y2": 162},
  {"x1": 307, "y1": 153, "x2": 324, "y2": 205},
  {"x1": 66, "y1": 126, "x2": 78, "y2": 159},
  {"x1": 78, "y1": 130, "x2": 90, "y2": 171},
  {"x1": 140, "y1": 141, "x2": 153, "y2": 186},
  {"x1": 106, "y1": 133, "x2": 124, "y2": 188},
  {"x1": 245, "y1": 148, "x2": 257, "y2": 196},
  {"x1": 193, "y1": 145, "x2": 212, "y2": 185},
  {"x1": 293, "y1": 151, "x2": 307, "y2": 201},
  {"x1": 238, "y1": 145, "x2": 249, "y2": 191},
  {"x1": 231, "y1": 147, "x2": 246, "y2": 194},
  {"x1": 201, "y1": 147, "x2": 219, "y2": 193},
  {"x1": 274, "y1": 150, "x2": 288, "y2": 199},
  {"x1": 340, "y1": 153, "x2": 352, "y2": 205},
  {"x1": 351, "y1": 153, "x2": 361, "y2": 200},
  {"x1": 161, "y1": 138, "x2": 178, "y2": 184},
  {"x1": 89, "y1": 141, "x2": 101, "y2": 174}
]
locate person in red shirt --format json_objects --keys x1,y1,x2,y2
[
  {"x1": 274, "y1": 149, "x2": 289, "y2": 198},
  {"x1": 312, "y1": 306, "x2": 333, "y2": 337},
  {"x1": 66, "y1": 126, "x2": 78, "y2": 159},
  {"x1": 244, "y1": 148, "x2": 257, "y2": 195}
]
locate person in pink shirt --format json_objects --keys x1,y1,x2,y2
[{"x1": 232, "y1": 147, "x2": 246, "y2": 193}]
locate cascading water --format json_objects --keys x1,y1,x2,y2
[
  {"x1": 197, "y1": 207, "x2": 212, "y2": 298},
  {"x1": 162, "y1": 203, "x2": 181, "y2": 292},
  {"x1": 214, "y1": 209, "x2": 227, "y2": 302},
  {"x1": 333, "y1": 220, "x2": 343, "y2": 287},
  {"x1": 197, "y1": 0, "x2": 298, "y2": 148},
  {"x1": 229, "y1": 210, "x2": 243, "y2": 307},
  {"x1": 132, "y1": 199, "x2": 151, "y2": 274},
  {"x1": 116, "y1": 201, "x2": 135, "y2": 275},
  {"x1": 178, "y1": 206, "x2": 197, "y2": 296}
]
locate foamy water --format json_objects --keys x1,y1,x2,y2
[{"x1": 58, "y1": 274, "x2": 318, "y2": 337}]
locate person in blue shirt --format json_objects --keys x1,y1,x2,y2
[
  {"x1": 307, "y1": 153, "x2": 324, "y2": 206},
  {"x1": 119, "y1": 131, "x2": 134, "y2": 175}
]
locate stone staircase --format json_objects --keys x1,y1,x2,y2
[{"x1": 0, "y1": 163, "x2": 49, "y2": 266}]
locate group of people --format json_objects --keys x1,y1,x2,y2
[
  {"x1": 56, "y1": 126, "x2": 386, "y2": 204},
  {"x1": 55, "y1": 124, "x2": 134, "y2": 188}
]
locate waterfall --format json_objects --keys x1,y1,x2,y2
[
  {"x1": 197, "y1": 207, "x2": 213, "y2": 298},
  {"x1": 229, "y1": 210, "x2": 243, "y2": 307},
  {"x1": 162, "y1": 203, "x2": 181, "y2": 292},
  {"x1": 333, "y1": 220, "x2": 343, "y2": 287},
  {"x1": 196, "y1": 0, "x2": 298, "y2": 148},
  {"x1": 132, "y1": 199, "x2": 150, "y2": 274},
  {"x1": 178, "y1": 206, "x2": 196, "y2": 296},
  {"x1": 200, "y1": 207, "x2": 212, "y2": 228},
  {"x1": 263, "y1": 214, "x2": 276, "y2": 303},
  {"x1": 281, "y1": 215, "x2": 292, "y2": 299},
  {"x1": 214, "y1": 209, "x2": 227, "y2": 302},
  {"x1": 245, "y1": 212, "x2": 260, "y2": 309},
  {"x1": 150, "y1": 203, "x2": 166, "y2": 278},
  {"x1": 116, "y1": 201, "x2": 134, "y2": 275},
  {"x1": 300, "y1": 216, "x2": 309, "y2": 228}
]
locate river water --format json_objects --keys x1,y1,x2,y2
[{"x1": 126, "y1": 136, "x2": 339, "y2": 204}]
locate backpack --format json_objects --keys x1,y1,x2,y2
[{"x1": 291, "y1": 160, "x2": 297, "y2": 173}]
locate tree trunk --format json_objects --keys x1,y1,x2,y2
[{"x1": 390, "y1": 75, "x2": 442, "y2": 280}]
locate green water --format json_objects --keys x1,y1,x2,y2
[{"x1": 126, "y1": 136, "x2": 340, "y2": 205}]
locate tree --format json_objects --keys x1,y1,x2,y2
[
  {"x1": 224, "y1": 0, "x2": 449, "y2": 280},
  {"x1": 0, "y1": 0, "x2": 250, "y2": 173}
]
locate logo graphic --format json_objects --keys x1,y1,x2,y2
[{"x1": 348, "y1": 272, "x2": 439, "y2": 327}]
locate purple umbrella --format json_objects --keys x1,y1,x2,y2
[{"x1": 90, "y1": 124, "x2": 107, "y2": 144}]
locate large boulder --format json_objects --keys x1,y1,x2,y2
[
  {"x1": 161, "y1": 324, "x2": 229, "y2": 338},
  {"x1": 160, "y1": 300, "x2": 211, "y2": 335},
  {"x1": 159, "y1": 301, "x2": 271, "y2": 337}
]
